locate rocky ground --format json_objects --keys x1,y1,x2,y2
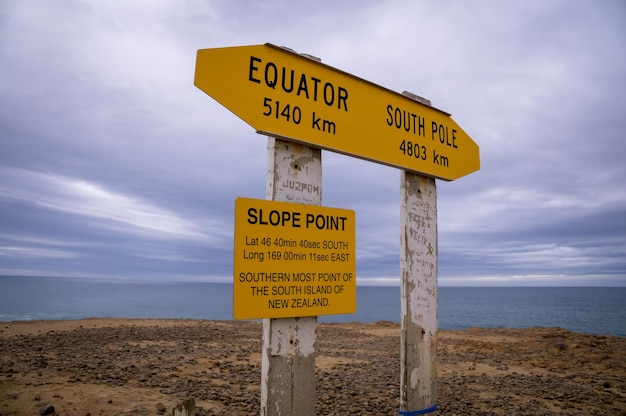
[{"x1": 0, "y1": 319, "x2": 624, "y2": 415}]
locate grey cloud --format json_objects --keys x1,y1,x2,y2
[{"x1": 1, "y1": 0, "x2": 624, "y2": 286}]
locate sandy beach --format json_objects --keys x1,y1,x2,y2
[{"x1": 0, "y1": 319, "x2": 624, "y2": 415}]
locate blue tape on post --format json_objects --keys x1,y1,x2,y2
[{"x1": 398, "y1": 404, "x2": 438, "y2": 415}]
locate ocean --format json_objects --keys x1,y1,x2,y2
[{"x1": 0, "y1": 276, "x2": 624, "y2": 337}]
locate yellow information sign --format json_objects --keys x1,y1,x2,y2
[
  {"x1": 233, "y1": 197, "x2": 356, "y2": 320},
  {"x1": 195, "y1": 43, "x2": 480, "y2": 181}
]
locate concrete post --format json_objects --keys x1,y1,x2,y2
[
  {"x1": 260, "y1": 137, "x2": 320, "y2": 416},
  {"x1": 399, "y1": 93, "x2": 438, "y2": 414}
]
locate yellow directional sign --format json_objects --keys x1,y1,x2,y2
[
  {"x1": 233, "y1": 198, "x2": 356, "y2": 320},
  {"x1": 195, "y1": 43, "x2": 479, "y2": 180}
]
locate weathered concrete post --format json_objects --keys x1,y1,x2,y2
[
  {"x1": 399, "y1": 93, "x2": 438, "y2": 414},
  {"x1": 260, "y1": 137, "x2": 320, "y2": 416}
]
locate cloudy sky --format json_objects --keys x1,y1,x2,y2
[{"x1": 1, "y1": 1, "x2": 625, "y2": 286}]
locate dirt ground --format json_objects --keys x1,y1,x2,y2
[{"x1": 1, "y1": 319, "x2": 624, "y2": 415}]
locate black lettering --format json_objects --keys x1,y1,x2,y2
[
  {"x1": 269, "y1": 210, "x2": 280, "y2": 226},
  {"x1": 248, "y1": 56, "x2": 261, "y2": 83},
  {"x1": 386, "y1": 105, "x2": 427, "y2": 137},
  {"x1": 337, "y1": 87, "x2": 348, "y2": 111},
  {"x1": 296, "y1": 74, "x2": 309, "y2": 98},
  {"x1": 249, "y1": 57, "x2": 349, "y2": 112},
  {"x1": 404, "y1": 110, "x2": 411, "y2": 132},
  {"x1": 323, "y1": 82, "x2": 334, "y2": 106},
  {"x1": 386, "y1": 104, "x2": 393, "y2": 126},
  {"x1": 247, "y1": 208, "x2": 258, "y2": 224},
  {"x1": 264, "y1": 62, "x2": 278, "y2": 89},
  {"x1": 311, "y1": 77, "x2": 321, "y2": 101},
  {"x1": 418, "y1": 116, "x2": 425, "y2": 137},
  {"x1": 312, "y1": 112, "x2": 321, "y2": 130},
  {"x1": 281, "y1": 67, "x2": 294, "y2": 92},
  {"x1": 316, "y1": 215, "x2": 325, "y2": 229},
  {"x1": 281, "y1": 211, "x2": 291, "y2": 226},
  {"x1": 410, "y1": 113, "x2": 417, "y2": 134},
  {"x1": 324, "y1": 119, "x2": 336, "y2": 134}
]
